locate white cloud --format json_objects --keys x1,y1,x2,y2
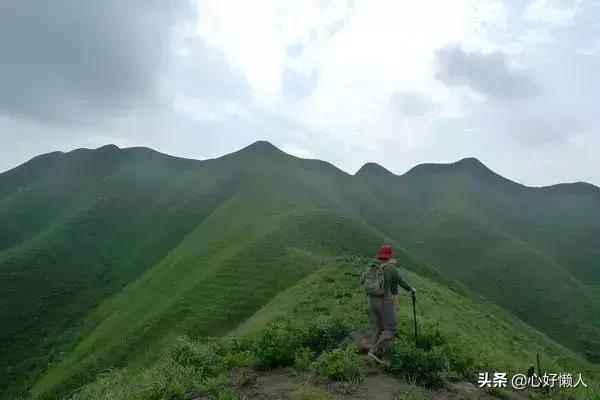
[
  {"x1": 2, "y1": 0, "x2": 600, "y2": 187},
  {"x1": 172, "y1": 95, "x2": 224, "y2": 121},
  {"x1": 262, "y1": 0, "x2": 507, "y2": 150},
  {"x1": 577, "y1": 40, "x2": 600, "y2": 55},
  {"x1": 280, "y1": 142, "x2": 316, "y2": 159},
  {"x1": 195, "y1": 0, "x2": 352, "y2": 104},
  {"x1": 519, "y1": 28, "x2": 555, "y2": 44},
  {"x1": 523, "y1": 0, "x2": 579, "y2": 26}
]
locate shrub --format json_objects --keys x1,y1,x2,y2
[
  {"x1": 72, "y1": 369, "x2": 131, "y2": 400},
  {"x1": 254, "y1": 318, "x2": 302, "y2": 369},
  {"x1": 300, "y1": 317, "x2": 350, "y2": 354},
  {"x1": 385, "y1": 340, "x2": 446, "y2": 387},
  {"x1": 169, "y1": 337, "x2": 224, "y2": 377},
  {"x1": 440, "y1": 342, "x2": 474, "y2": 380},
  {"x1": 416, "y1": 328, "x2": 446, "y2": 351},
  {"x1": 289, "y1": 382, "x2": 333, "y2": 400},
  {"x1": 294, "y1": 347, "x2": 315, "y2": 373},
  {"x1": 74, "y1": 357, "x2": 202, "y2": 400},
  {"x1": 132, "y1": 356, "x2": 200, "y2": 400},
  {"x1": 311, "y1": 343, "x2": 364, "y2": 382},
  {"x1": 194, "y1": 376, "x2": 236, "y2": 400},
  {"x1": 221, "y1": 335, "x2": 255, "y2": 354}
]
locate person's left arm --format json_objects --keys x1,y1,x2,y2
[{"x1": 393, "y1": 266, "x2": 414, "y2": 292}]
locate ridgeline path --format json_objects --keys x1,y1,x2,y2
[{"x1": 210, "y1": 367, "x2": 532, "y2": 400}]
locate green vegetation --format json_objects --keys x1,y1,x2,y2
[
  {"x1": 288, "y1": 383, "x2": 333, "y2": 400},
  {"x1": 386, "y1": 335, "x2": 458, "y2": 387},
  {"x1": 0, "y1": 142, "x2": 599, "y2": 399},
  {"x1": 310, "y1": 343, "x2": 365, "y2": 382},
  {"x1": 71, "y1": 257, "x2": 599, "y2": 399}
]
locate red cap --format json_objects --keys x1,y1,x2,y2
[{"x1": 377, "y1": 244, "x2": 392, "y2": 260}]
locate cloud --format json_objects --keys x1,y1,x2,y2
[
  {"x1": 0, "y1": 0, "x2": 191, "y2": 123},
  {"x1": 523, "y1": 0, "x2": 579, "y2": 26},
  {"x1": 390, "y1": 91, "x2": 436, "y2": 116},
  {"x1": 324, "y1": 0, "x2": 357, "y2": 36},
  {"x1": 173, "y1": 38, "x2": 252, "y2": 100},
  {"x1": 280, "y1": 142, "x2": 316, "y2": 159},
  {"x1": 519, "y1": 28, "x2": 555, "y2": 45},
  {"x1": 577, "y1": 39, "x2": 600, "y2": 55},
  {"x1": 463, "y1": 96, "x2": 583, "y2": 145},
  {"x1": 435, "y1": 44, "x2": 539, "y2": 98},
  {"x1": 1, "y1": 0, "x2": 600, "y2": 188},
  {"x1": 285, "y1": 43, "x2": 304, "y2": 58},
  {"x1": 281, "y1": 68, "x2": 319, "y2": 101}
]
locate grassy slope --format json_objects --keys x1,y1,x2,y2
[
  {"x1": 236, "y1": 257, "x2": 600, "y2": 390},
  {"x1": 0, "y1": 147, "x2": 241, "y2": 398},
  {"x1": 355, "y1": 159, "x2": 600, "y2": 363},
  {"x1": 1, "y1": 142, "x2": 598, "y2": 399},
  {"x1": 28, "y1": 142, "x2": 392, "y2": 399},
  {"x1": 31, "y1": 210, "x2": 387, "y2": 399}
]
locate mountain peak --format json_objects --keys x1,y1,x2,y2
[
  {"x1": 97, "y1": 144, "x2": 120, "y2": 151},
  {"x1": 244, "y1": 140, "x2": 281, "y2": 153},
  {"x1": 543, "y1": 181, "x2": 600, "y2": 197},
  {"x1": 225, "y1": 140, "x2": 288, "y2": 160},
  {"x1": 402, "y1": 156, "x2": 511, "y2": 185},
  {"x1": 355, "y1": 162, "x2": 396, "y2": 178},
  {"x1": 455, "y1": 157, "x2": 485, "y2": 167}
]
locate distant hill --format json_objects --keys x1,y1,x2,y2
[{"x1": 0, "y1": 142, "x2": 598, "y2": 399}]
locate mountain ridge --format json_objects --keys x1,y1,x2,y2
[
  {"x1": 7, "y1": 141, "x2": 598, "y2": 190},
  {"x1": 1, "y1": 140, "x2": 599, "y2": 399}
]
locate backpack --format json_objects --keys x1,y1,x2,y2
[{"x1": 363, "y1": 262, "x2": 386, "y2": 296}]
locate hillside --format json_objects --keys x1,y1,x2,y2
[
  {"x1": 0, "y1": 142, "x2": 598, "y2": 399},
  {"x1": 68, "y1": 256, "x2": 600, "y2": 400},
  {"x1": 237, "y1": 257, "x2": 594, "y2": 376},
  {"x1": 355, "y1": 158, "x2": 600, "y2": 362}
]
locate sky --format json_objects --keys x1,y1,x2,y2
[{"x1": 1, "y1": 0, "x2": 599, "y2": 186}]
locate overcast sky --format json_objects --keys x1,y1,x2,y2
[{"x1": 1, "y1": 0, "x2": 599, "y2": 186}]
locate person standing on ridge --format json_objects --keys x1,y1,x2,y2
[{"x1": 361, "y1": 244, "x2": 416, "y2": 365}]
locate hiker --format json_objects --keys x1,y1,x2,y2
[{"x1": 361, "y1": 244, "x2": 416, "y2": 365}]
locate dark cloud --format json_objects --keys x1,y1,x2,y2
[
  {"x1": 435, "y1": 44, "x2": 539, "y2": 98},
  {"x1": 0, "y1": 0, "x2": 191, "y2": 123},
  {"x1": 169, "y1": 38, "x2": 253, "y2": 103},
  {"x1": 281, "y1": 68, "x2": 318, "y2": 100},
  {"x1": 391, "y1": 91, "x2": 436, "y2": 115}
]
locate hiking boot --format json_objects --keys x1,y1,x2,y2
[{"x1": 367, "y1": 352, "x2": 386, "y2": 366}]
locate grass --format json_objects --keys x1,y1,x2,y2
[
  {"x1": 358, "y1": 159, "x2": 600, "y2": 363},
  {"x1": 1, "y1": 142, "x2": 599, "y2": 399},
  {"x1": 68, "y1": 256, "x2": 600, "y2": 399},
  {"x1": 289, "y1": 382, "x2": 333, "y2": 400},
  {"x1": 237, "y1": 257, "x2": 600, "y2": 397},
  {"x1": 29, "y1": 209, "x2": 386, "y2": 398},
  {"x1": 310, "y1": 343, "x2": 365, "y2": 382}
]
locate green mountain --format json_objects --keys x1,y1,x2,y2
[{"x1": 0, "y1": 142, "x2": 598, "y2": 399}]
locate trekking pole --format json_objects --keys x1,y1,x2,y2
[
  {"x1": 536, "y1": 353, "x2": 549, "y2": 393},
  {"x1": 412, "y1": 291, "x2": 419, "y2": 348}
]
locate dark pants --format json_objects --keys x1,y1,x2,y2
[{"x1": 368, "y1": 292, "x2": 397, "y2": 356}]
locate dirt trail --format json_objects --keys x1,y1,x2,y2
[{"x1": 238, "y1": 369, "x2": 528, "y2": 400}]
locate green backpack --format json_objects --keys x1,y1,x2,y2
[{"x1": 363, "y1": 262, "x2": 386, "y2": 296}]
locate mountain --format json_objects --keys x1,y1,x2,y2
[
  {"x1": 0, "y1": 142, "x2": 598, "y2": 399},
  {"x1": 355, "y1": 157, "x2": 600, "y2": 362}
]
